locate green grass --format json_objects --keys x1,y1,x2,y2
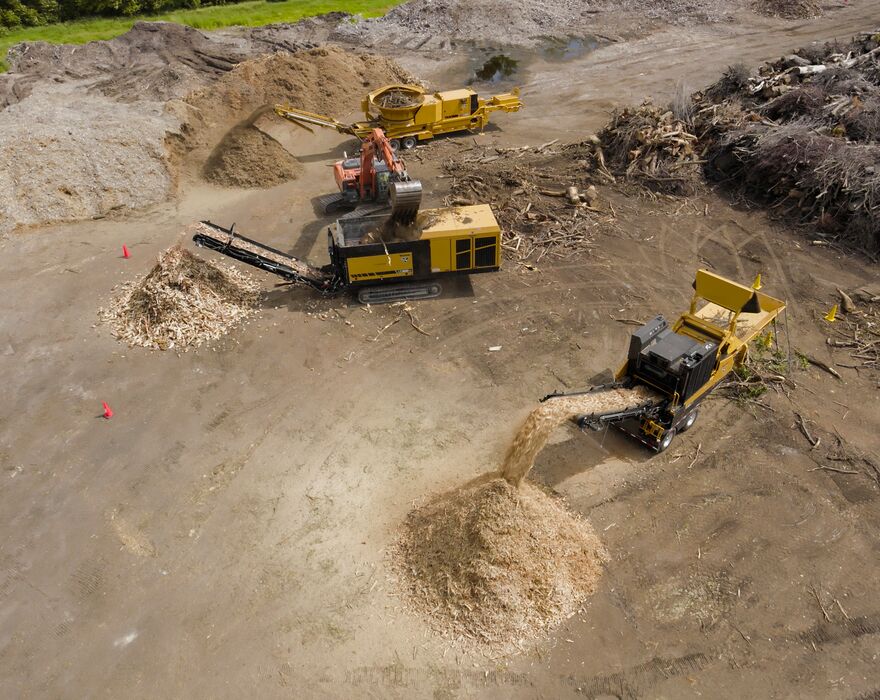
[{"x1": 0, "y1": 0, "x2": 398, "y2": 72}]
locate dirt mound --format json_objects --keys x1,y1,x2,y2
[
  {"x1": 3, "y1": 23, "x2": 253, "y2": 109},
  {"x1": 203, "y1": 124, "x2": 302, "y2": 188},
  {"x1": 334, "y1": 0, "x2": 742, "y2": 48},
  {"x1": 501, "y1": 387, "x2": 659, "y2": 485},
  {"x1": 391, "y1": 477, "x2": 607, "y2": 653},
  {"x1": 0, "y1": 86, "x2": 177, "y2": 236},
  {"x1": 0, "y1": 42, "x2": 411, "y2": 235},
  {"x1": 101, "y1": 244, "x2": 260, "y2": 350}
]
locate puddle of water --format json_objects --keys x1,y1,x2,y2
[
  {"x1": 538, "y1": 36, "x2": 602, "y2": 62},
  {"x1": 473, "y1": 54, "x2": 519, "y2": 83},
  {"x1": 462, "y1": 36, "x2": 604, "y2": 87}
]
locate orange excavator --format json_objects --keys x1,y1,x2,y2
[{"x1": 319, "y1": 127, "x2": 423, "y2": 223}]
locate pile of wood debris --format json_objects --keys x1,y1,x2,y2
[
  {"x1": 588, "y1": 30, "x2": 880, "y2": 254},
  {"x1": 696, "y1": 31, "x2": 880, "y2": 253},
  {"x1": 593, "y1": 100, "x2": 703, "y2": 194},
  {"x1": 442, "y1": 141, "x2": 612, "y2": 262},
  {"x1": 101, "y1": 244, "x2": 260, "y2": 350},
  {"x1": 391, "y1": 476, "x2": 607, "y2": 654},
  {"x1": 826, "y1": 287, "x2": 880, "y2": 378}
]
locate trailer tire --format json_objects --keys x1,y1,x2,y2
[
  {"x1": 389, "y1": 139, "x2": 401, "y2": 152},
  {"x1": 657, "y1": 429, "x2": 676, "y2": 453},
  {"x1": 679, "y1": 409, "x2": 699, "y2": 432},
  {"x1": 402, "y1": 136, "x2": 417, "y2": 150}
]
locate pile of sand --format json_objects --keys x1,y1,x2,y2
[
  {"x1": 501, "y1": 386, "x2": 659, "y2": 485},
  {"x1": 101, "y1": 244, "x2": 260, "y2": 350},
  {"x1": 203, "y1": 124, "x2": 302, "y2": 188},
  {"x1": 392, "y1": 477, "x2": 608, "y2": 653}
]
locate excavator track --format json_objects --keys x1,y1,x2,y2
[
  {"x1": 317, "y1": 192, "x2": 353, "y2": 215},
  {"x1": 339, "y1": 203, "x2": 391, "y2": 220},
  {"x1": 357, "y1": 281, "x2": 441, "y2": 305}
]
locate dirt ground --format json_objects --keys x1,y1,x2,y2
[{"x1": 2, "y1": 2, "x2": 880, "y2": 698}]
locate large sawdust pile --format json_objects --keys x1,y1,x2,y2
[
  {"x1": 101, "y1": 244, "x2": 260, "y2": 350},
  {"x1": 392, "y1": 477, "x2": 608, "y2": 652},
  {"x1": 203, "y1": 124, "x2": 302, "y2": 188},
  {"x1": 178, "y1": 47, "x2": 414, "y2": 159},
  {"x1": 502, "y1": 386, "x2": 659, "y2": 485}
]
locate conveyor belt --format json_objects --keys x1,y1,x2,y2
[
  {"x1": 191, "y1": 221, "x2": 339, "y2": 293},
  {"x1": 541, "y1": 382, "x2": 665, "y2": 431}
]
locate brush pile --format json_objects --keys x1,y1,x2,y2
[
  {"x1": 101, "y1": 245, "x2": 260, "y2": 350},
  {"x1": 392, "y1": 477, "x2": 607, "y2": 653},
  {"x1": 696, "y1": 31, "x2": 880, "y2": 253},
  {"x1": 826, "y1": 287, "x2": 880, "y2": 377},
  {"x1": 594, "y1": 101, "x2": 703, "y2": 195}
]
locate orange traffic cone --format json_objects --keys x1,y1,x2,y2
[
  {"x1": 102, "y1": 401, "x2": 113, "y2": 419},
  {"x1": 122, "y1": 245, "x2": 130, "y2": 259}
]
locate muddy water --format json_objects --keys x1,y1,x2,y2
[
  {"x1": 501, "y1": 386, "x2": 658, "y2": 486},
  {"x1": 464, "y1": 36, "x2": 604, "y2": 86}
]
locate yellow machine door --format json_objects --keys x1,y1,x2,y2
[
  {"x1": 473, "y1": 236, "x2": 498, "y2": 268},
  {"x1": 454, "y1": 237, "x2": 473, "y2": 270},
  {"x1": 453, "y1": 235, "x2": 498, "y2": 271}
]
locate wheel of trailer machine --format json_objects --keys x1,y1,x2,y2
[
  {"x1": 679, "y1": 409, "x2": 699, "y2": 432},
  {"x1": 402, "y1": 136, "x2": 417, "y2": 150},
  {"x1": 657, "y1": 429, "x2": 676, "y2": 453},
  {"x1": 389, "y1": 139, "x2": 401, "y2": 152}
]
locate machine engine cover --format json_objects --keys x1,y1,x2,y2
[{"x1": 631, "y1": 325, "x2": 718, "y2": 401}]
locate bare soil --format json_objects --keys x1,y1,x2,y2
[{"x1": 1, "y1": 1, "x2": 880, "y2": 698}]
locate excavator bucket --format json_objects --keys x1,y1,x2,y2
[{"x1": 389, "y1": 180, "x2": 423, "y2": 224}]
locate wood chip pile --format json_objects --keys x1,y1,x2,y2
[
  {"x1": 101, "y1": 244, "x2": 260, "y2": 350},
  {"x1": 594, "y1": 100, "x2": 702, "y2": 194},
  {"x1": 695, "y1": 31, "x2": 880, "y2": 254},
  {"x1": 441, "y1": 142, "x2": 610, "y2": 261},
  {"x1": 391, "y1": 477, "x2": 607, "y2": 654}
]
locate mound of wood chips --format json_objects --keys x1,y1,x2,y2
[
  {"x1": 391, "y1": 477, "x2": 608, "y2": 654},
  {"x1": 101, "y1": 244, "x2": 260, "y2": 350}
]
